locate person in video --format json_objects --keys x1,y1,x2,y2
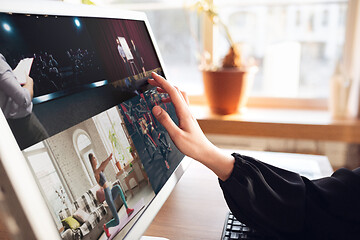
[
  {"x1": 116, "y1": 37, "x2": 138, "y2": 94},
  {"x1": 88, "y1": 153, "x2": 134, "y2": 238},
  {"x1": 147, "y1": 72, "x2": 360, "y2": 240},
  {"x1": 116, "y1": 37, "x2": 133, "y2": 77},
  {"x1": 0, "y1": 53, "x2": 48, "y2": 150},
  {"x1": 130, "y1": 39, "x2": 146, "y2": 75}
]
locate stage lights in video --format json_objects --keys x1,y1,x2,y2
[
  {"x1": 90, "y1": 80, "x2": 108, "y2": 88},
  {"x1": 74, "y1": 18, "x2": 81, "y2": 28},
  {"x1": 2, "y1": 23, "x2": 11, "y2": 32}
]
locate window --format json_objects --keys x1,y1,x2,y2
[
  {"x1": 77, "y1": 133, "x2": 92, "y2": 150},
  {"x1": 23, "y1": 142, "x2": 71, "y2": 228},
  {"x1": 105, "y1": 0, "x2": 349, "y2": 101},
  {"x1": 105, "y1": 0, "x2": 202, "y2": 95},
  {"x1": 213, "y1": 0, "x2": 348, "y2": 98},
  {"x1": 93, "y1": 107, "x2": 133, "y2": 168},
  {"x1": 73, "y1": 129, "x2": 97, "y2": 185}
]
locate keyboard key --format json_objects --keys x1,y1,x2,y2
[
  {"x1": 230, "y1": 232, "x2": 239, "y2": 239},
  {"x1": 231, "y1": 225, "x2": 242, "y2": 232},
  {"x1": 222, "y1": 212, "x2": 277, "y2": 240},
  {"x1": 239, "y1": 233, "x2": 248, "y2": 239},
  {"x1": 232, "y1": 220, "x2": 241, "y2": 226}
]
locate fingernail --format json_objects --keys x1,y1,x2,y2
[{"x1": 153, "y1": 106, "x2": 162, "y2": 116}]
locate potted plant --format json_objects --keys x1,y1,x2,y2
[
  {"x1": 127, "y1": 146, "x2": 137, "y2": 160},
  {"x1": 190, "y1": 0, "x2": 257, "y2": 114},
  {"x1": 108, "y1": 123, "x2": 125, "y2": 171}
]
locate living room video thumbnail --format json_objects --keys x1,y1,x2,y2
[
  {"x1": 20, "y1": 87, "x2": 183, "y2": 240},
  {"x1": 21, "y1": 105, "x2": 155, "y2": 240}
]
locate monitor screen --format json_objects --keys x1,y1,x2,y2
[{"x1": 0, "y1": 5, "x2": 185, "y2": 240}]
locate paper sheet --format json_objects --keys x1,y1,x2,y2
[{"x1": 12, "y1": 58, "x2": 34, "y2": 85}]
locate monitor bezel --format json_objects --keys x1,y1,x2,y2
[{"x1": 0, "y1": 2, "x2": 190, "y2": 240}]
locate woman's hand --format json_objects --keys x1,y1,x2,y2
[
  {"x1": 23, "y1": 74, "x2": 34, "y2": 98},
  {"x1": 148, "y1": 72, "x2": 235, "y2": 181}
]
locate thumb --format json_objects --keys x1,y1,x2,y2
[{"x1": 152, "y1": 106, "x2": 178, "y2": 137}]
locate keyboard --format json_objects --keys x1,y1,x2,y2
[{"x1": 221, "y1": 212, "x2": 276, "y2": 240}]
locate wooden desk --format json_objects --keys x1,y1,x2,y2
[
  {"x1": 144, "y1": 150, "x2": 332, "y2": 239},
  {"x1": 144, "y1": 160, "x2": 228, "y2": 240}
]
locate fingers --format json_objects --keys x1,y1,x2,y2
[
  {"x1": 183, "y1": 93, "x2": 189, "y2": 105},
  {"x1": 152, "y1": 105, "x2": 179, "y2": 137},
  {"x1": 148, "y1": 78, "x2": 161, "y2": 88},
  {"x1": 150, "y1": 73, "x2": 182, "y2": 103},
  {"x1": 148, "y1": 72, "x2": 189, "y2": 110},
  {"x1": 156, "y1": 87, "x2": 166, "y2": 93},
  {"x1": 161, "y1": 97, "x2": 171, "y2": 103},
  {"x1": 178, "y1": 89, "x2": 189, "y2": 105},
  {"x1": 157, "y1": 86, "x2": 189, "y2": 105}
]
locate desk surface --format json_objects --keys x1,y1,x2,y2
[
  {"x1": 144, "y1": 150, "x2": 333, "y2": 240},
  {"x1": 144, "y1": 160, "x2": 228, "y2": 240}
]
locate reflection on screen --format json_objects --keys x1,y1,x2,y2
[{"x1": 0, "y1": 12, "x2": 184, "y2": 240}]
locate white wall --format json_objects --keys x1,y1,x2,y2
[{"x1": 47, "y1": 118, "x2": 116, "y2": 200}]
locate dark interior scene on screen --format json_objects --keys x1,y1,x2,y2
[
  {"x1": 0, "y1": 12, "x2": 164, "y2": 150},
  {"x1": 119, "y1": 89, "x2": 184, "y2": 194},
  {"x1": 0, "y1": 13, "x2": 107, "y2": 98},
  {"x1": 84, "y1": 17, "x2": 164, "y2": 93}
]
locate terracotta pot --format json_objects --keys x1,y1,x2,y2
[
  {"x1": 115, "y1": 161, "x2": 122, "y2": 171},
  {"x1": 202, "y1": 68, "x2": 254, "y2": 115}
]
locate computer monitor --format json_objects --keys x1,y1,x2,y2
[{"x1": 0, "y1": 2, "x2": 190, "y2": 240}]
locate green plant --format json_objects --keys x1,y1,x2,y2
[
  {"x1": 188, "y1": 0, "x2": 242, "y2": 69},
  {"x1": 108, "y1": 123, "x2": 125, "y2": 162},
  {"x1": 126, "y1": 146, "x2": 133, "y2": 153},
  {"x1": 82, "y1": 0, "x2": 95, "y2": 5}
]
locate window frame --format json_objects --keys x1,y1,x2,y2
[
  {"x1": 92, "y1": 107, "x2": 133, "y2": 169},
  {"x1": 22, "y1": 141, "x2": 73, "y2": 228},
  {"x1": 72, "y1": 129, "x2": 98, "y2": 186}
]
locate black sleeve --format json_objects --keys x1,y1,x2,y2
[{"x1": 219, "y1": 153, "x2": 360, "y2": 240}]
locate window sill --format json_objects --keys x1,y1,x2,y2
[
  {"x1": 189, "y1": 95, "x2": 328, "y2": 110},
  {"x1": 190, "y1": 104, "x2": 360, "y2": 144}
]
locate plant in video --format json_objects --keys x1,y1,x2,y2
[
  {"x1": 55, "y1": 186, "x2": 67, "y2": 207},
  {"x1": 109, "y1": 123, "x2": 125, "y2": 164}
]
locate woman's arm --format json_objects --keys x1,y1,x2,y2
[
  {"x1": 97, "y1": 153, "x2": 113, "y2": 173},
  {"x1": 148, "y1": 72, "x2": 234, "y2": 181},
  {"x1": 149, "y1": 73, "x2": 360, "y2": 239},
  {"x1": 0, "y1": 57, "x2": 33, "y2": 110}
]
